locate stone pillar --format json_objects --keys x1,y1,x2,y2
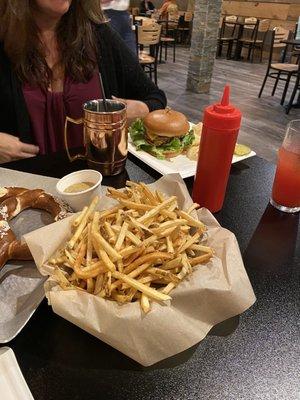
[{"x1": 186, "y1": 0, "x2": 222, "y2": 93}]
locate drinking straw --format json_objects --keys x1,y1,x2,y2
[{"x1": 98, "y1": 72, "x2": 108, "y2": 112}]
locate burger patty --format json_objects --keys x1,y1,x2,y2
[{"x1": 145, "y1": 130, "x2": 185, "y2": 147}]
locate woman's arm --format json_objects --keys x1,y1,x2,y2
[
  {"x1": 158, "y1": 2, "x2": 168, "y2": 16},
  {"x1": 0, "y1": 132, "x2": 39, "y2": 163}
]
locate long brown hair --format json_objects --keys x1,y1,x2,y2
[{"x1": 0, "y1": 0, "x2": 106, "y2": 89}]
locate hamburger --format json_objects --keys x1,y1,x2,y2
[{"x1": 129, "y1": 108, "x2": 195, "y2": 159}]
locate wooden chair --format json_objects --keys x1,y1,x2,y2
[
  {"x1": 291, "y1": 23, "x2": 300, "y2": 63},
  {"x1": 259, "y1": 28, "x2": 299, "y2": 106},
  {"x1": 217, "y1": 15, "x2": 238, "y2": 59},
  {"x1": 177, "y1": 11, "x2": 193, "y2": 44},
  {"x1": 134, "y1": 16, "x2": 153, "y2": 26},
  {"x1": 243, "y1": 17, "x2": 258, "y2": 32},
  {"x1": 159, "y1": 13, "x2": 179, "y2": 63},
  {"x1": 285, "y1": 63, "x2": 300, "y2": 114},
  {"x1": 240, "y1": 19, "x2": 270, "y2": 62},
  {"x1": 137, "y1": 23, "x2": 162, "y2": 84}
]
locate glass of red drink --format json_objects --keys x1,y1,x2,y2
[{"x1": 270, "y1": 120, "x2": 300, "y2": 213}]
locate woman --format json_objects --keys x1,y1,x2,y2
[
  {"x1": 0, "y1": 0, "x2": 166, "y2": 163},
  {"x1": 158, "y1": 0, "x2": 178, "y2": 20}
]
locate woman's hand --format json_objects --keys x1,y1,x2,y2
[
  {"x1": 112, "y1": 97, "x2": 149, "y2": 124},
  {"x1": 0, "y1": 132, "x2": 39, "y2": 164}
]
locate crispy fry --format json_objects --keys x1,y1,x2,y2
[
  {"x1": 189, "y1": 252, "x2": 213, "y2": 266},
  {"x1": 92, "y1": 230, "x2": 122, "y2": 261},
  {"x1": 140, "y1": 290, "x2": 151, "y2": 313},
  {"x1": 127, "y1": 216, "x2": 152, "y2": 233},
  {"x1": 120, "y1": 199, "x2": 154, "y2": 211},
  {"x1": 107, "y1": 187, "x2": 128, "y2": 199},
  {"x1": 119, "y1": 245, "x2": 138, "y2": 257},
  {"x1": 86, "y1": 223, "x2": 93, "y2": 266},
  {"x1": 124, "y1": 252, "x2": 172, "y2": 274},
  {"x1": 140, "y1": 182, "x2": 158, "y2": 205},
  {"x1": 87, "y1": 278, "x2": 95, "y2": 293},
  {"x1": 94, "y1": 274, "x2": 104, "y2": 295},
  {"x1": 68, "y1": 196, "x2": 99, "y2": 249},
  {"x1": 177, "y1": 231, "x2": 203, "y2": 254},
  {"x1": 189, "y1": 244, "x2": 212, "y2": 253},
  {"x1": 104, "y1": 221, "x2": 116, "y2": 242},
  {"x1": 47, "y1": 181, "x2": 213, "y2": 313},
  {"x1": 98, "y1": 249, "x2": 116, "y2": 272},
  {"x1": 161, "y1": 256, "x2": 182, "y2": 270},
  {"x1": 123, "y1": 245, "x2": 145, "y2": 267},
  {"x1": 98, "y1": 206, "x2": 122, "y2": 220},
  {"x1": 72, "y1": 206, "x2": 88, "y2": 227},
  {"x1": 151, "y1": 219, "x2": 188, "y2": 234},
  {"x1": 166, "y1": 236, "x2": 174, "y2": 253},
  {"x1": 112, "y1": 271, "x2": 171, "y2": 302},
  {"x1": 147, "y1": 267, "x2": 180, "y2": 283},
  {"x1": 115, "y1": 221, "x2": 129, "y2": 251},
  {"x1": 186, "y1": 203, "x2": 200, "y2": 215},
  {"x1": 137, "y1": 196, "x2": 177, "y2": 224},
  {"x1": 177, "y1": 210, "x2": 206, "y2": 230}
]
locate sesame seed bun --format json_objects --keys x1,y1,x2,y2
[{"x1": 143, "y1": 109, "x2": 190, "y2": 138}]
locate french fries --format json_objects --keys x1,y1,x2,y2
[{"x1": 49, "y1": 182, "x2": 213, "y2": 313}]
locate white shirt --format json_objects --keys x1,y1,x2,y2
[{"x1": 102, "y1": 0, "x2": 130, "y2": 11}]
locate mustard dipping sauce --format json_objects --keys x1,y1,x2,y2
[{"x1": 64, "y1": 182, "x2": 95, "y2": 193}]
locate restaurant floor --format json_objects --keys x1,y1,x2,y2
[{"x1": 157, "y1": 46, "x2": 300, "y2": 164}]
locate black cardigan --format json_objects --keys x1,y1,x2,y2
[{"x1": 0, "y1": 23, "x2": 166, "y2": 144}]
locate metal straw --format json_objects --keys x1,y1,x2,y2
[{"x1": 98, "y1": 72, "x2": 108, "y2": 112}]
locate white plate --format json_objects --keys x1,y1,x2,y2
[
  {"x1": 128, "y1": 124, "x2": 256, "y2": 178},
  {"x1": 0, "y1": 347, "x2": 34, "y2": 400}
]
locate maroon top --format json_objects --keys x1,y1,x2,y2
[{"x1": 23, "y1": 73, "x2": 102, "y2": 154}]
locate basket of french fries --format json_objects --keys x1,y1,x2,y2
[{"x1": 24, "y1": 174, "x2": 256, "y2": 366}]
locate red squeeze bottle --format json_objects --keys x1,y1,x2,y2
[{"x1": 192, "y1": 85, "x2": 242, "y2": 213}]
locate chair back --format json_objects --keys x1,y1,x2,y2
[
  {"x1": 273, "y1": 26, "x2": 289, "y2": 48},
  {"x1": 268, "y1": 27, "x2": 291, "y2": 65},
  {"x1": 242, "y1": 17, "x2": 258, "y2": 40},
  {"x1": 253, "y1": 19, "x2": 270, "y2": 43},
  {"x1": 135, "y1": 16, "x2": 154, "y2": 26},
  {"x1": 244, "y1": 17, "x2": 257, "y2": 30},
  {"x1": 225, "y1": 15, "x2": 237, "y2": 27},
  {"x1": 258, "y1": 19, "x2": 270, "y2": 33},
  {"x1": 220, "y1": 15, "x2": 238, "y2": 39},
  {"x1": 167, "y1": 11, "x2": 179, "y2": 30},
  {"x1": 137, "y1": 23, "x2": 162, "y2": 46},
  {"x1": 184, "y1": 11, "x2": 193, "y2": 22}
]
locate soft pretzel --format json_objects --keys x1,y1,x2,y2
[{"x1": 0, "y1": 187, "x2": 72, "y2": 270}]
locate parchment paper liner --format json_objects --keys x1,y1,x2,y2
[{"x1": 24, "y1": 174, "x2": 256, "y2": 366}]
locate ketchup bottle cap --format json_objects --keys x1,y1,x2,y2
[{"x1": 203, "y1": 85, "x2": 242, "y2": 131}]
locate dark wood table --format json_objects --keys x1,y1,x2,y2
[{"x1": 1, "y1": 153, "x2": 299, "y2": 400}]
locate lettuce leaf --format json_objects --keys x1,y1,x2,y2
[
  {"x1": 161, "y1": 137, "x2": 183, "y2": 152},
  {"x1": 182, "y1": 130, "x2": 195, "y2": 148},
  {"x1": 129, "y1": 119, "x2": 194, "y2": 160}
]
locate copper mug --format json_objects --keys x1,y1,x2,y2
[{"x1": 64, "y1": 99, "x2": 127, "y2": 176}]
